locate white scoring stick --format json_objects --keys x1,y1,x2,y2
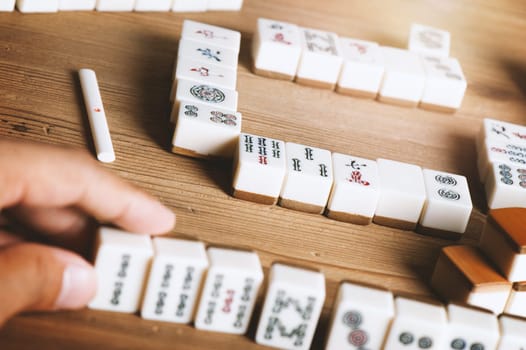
[{"x1": 79, "y1": 69, "x2": 115, "y2": 163}]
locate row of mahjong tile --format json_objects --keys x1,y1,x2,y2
[
  {"x1": 475, "y1": 118, "x2": 526, "y2": 209},
  {"x1": 431, "y1": 208, "x2": 526, "y2": 320},
  {"x1": 169, "y1": 20, "x2": 243, "y2": 127},
  {"x1": 89, "y1": 227, "x2": 526, "y2": 350},
  {"x1": 2, "y1": 0, "x2": 242, "y2": 12},
  {"x1": 252, "y1": 18, "x2": 466, "y2": 113},
  {"x1": 230, "y1": 133, "x2": 473, "y2": 238}
]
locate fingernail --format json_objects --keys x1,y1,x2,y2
[{"x1": 55, "y1": 264, "x2": 97, "y2": 310}]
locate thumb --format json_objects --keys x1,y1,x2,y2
[{"x1": 0, "y1": 243, "x2": 97, "y2": 326}]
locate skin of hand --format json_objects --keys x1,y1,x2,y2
[{"x1": 0, "y1": 138, "x2": 176, "y2": 327}]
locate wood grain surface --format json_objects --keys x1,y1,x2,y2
[{"x1": 0, "y1": 0, "x2": 525, "y2": 348}]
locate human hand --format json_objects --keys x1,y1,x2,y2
[{"x1": 0, "y1": 138, "x2": 175, "y2": 326}]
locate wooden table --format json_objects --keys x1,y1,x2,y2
[{"x1": 0, "y1": 0, "x2": 525, "y2": 348}]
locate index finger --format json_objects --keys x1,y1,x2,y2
[{"x1": 0, "y1": 138, "x2": 175, "y2": 234}]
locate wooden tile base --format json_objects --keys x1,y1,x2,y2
[
  {"x1": 295, "y1": 76, "x2": 336, "y2": 90},
  {"x1": 233, "y1": 189, "x2": 277, "y2": 205},
  {"x1": 278, "y1": 198, "x2": 324, "y2": 215},
  {"x1": 372, "y1": 215, "x2": 416, "y2": 231},
  {"x1": 377, "y1": 95, "x2": 418, "y2": 108},
  {"x1": 335, "y1": 86, "x2": 377, "y2": 99},
  {"x1": 419, "y1": 102, "x2": 458, "y2": 113},
  {"x1": 416, "y1": 224, "x2": 462, "y2": 241},
  {"x1": 172, "y1": 146, "x2": 208, "y2": 159},
  {"x1": 325, "y1": 210, "x2": 372, "y2": 225}
]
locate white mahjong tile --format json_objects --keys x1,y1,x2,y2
[
  {"x1": 420, "y1": 56, "x2": 467, "y2": 111},
  {"x1": 88, "y1": 227, "x2": 153, "y2": 313},
  {"x1": 172, "y1": 102, "x2": 241, "y2": 158},
  {"x1": 279, "y1": 143, "x2": 333, "y2": 214},
  {"x1": 408, "y1": 23, "x2": 451, "y2": 58},
  {"x1": 498, "y1": 315, "x2": 526, "y2": 350},
  {"x1": 177, "y1": 39, "x2": 239, "y2": 71},
  {"x1": 325, "y1": 282, "x2": 394, "y2": 350},
  {"x1": 484, "y1": 161, "x2": 526, "y2": 209},
  {"x1": 96, "y1": 0, "x2": 134, "y2": 11},
  {"x1": 171, "y1": 79, "x2": 238, "y2": 122},
  {"x1": 141, "y1": 238, "x2": 209, "y2": 323},
  {"x1": 337, "y1": 37, "x2": 385, "y2": 97},
  {"x1": 419, "y1": 169, "x2": 472, "y2": 236},
  {"x1": 384, "y1": 297, "x2": 447, "y2": 350},
  {"x1": 255, "y1": 264, "x2": 325, "y2": 350},
  {"x1": 135, "y1": 0, "x2": 172, "y2": 11},
  {"x1": 374, "y1": 158, "x2": 426, "y2": 230},
  {"x1": 58, "y1": 0, "x2": 95, "y2": 10},
  {"x1": 181, "y1": 20, "x2": 241, "y2": 53},
  {"x1": 326, "y1": 154, "x2": 380, "y2": 225},
  {"x1": 172, "y1": 0, "x2": 207, "y2": 12},
  {"x1": 17, "y1": 0, "x2": 58, "y2": 12},
  {"x1": 194, "y1": 248, "x2": 263, "y2": 334},
  {"x1": 296, "y1": 27, "x2": 343, "y2": 88},
  {"x1": 445, "y1": 304, "x2": 500, "y2": 350},
  {"x1": 233, "y1": 133, "x2": 287, "y2": 205},
  {"x1": 477, "y1": 138, "x2": 526, "y2": 182},
  {"x1": 0, "y1": 0, "x2": 15, "y2": 11},
  {"x1": 252, "y1": 18, "x2": 302, "y2": 80},
  {"x1": 207, "y1": 0, "x2": 243, "y2": 11},
  {"x1": 378, "y1": 47, "x2": 426, "y2": 106},
  {"x1": 477, "y1": 118, "x2": 526, "y2": 153},
  {"x1": 505, "y1": 283, "x2": 526, "y2": 318},
  {"x1": 174, "y1": 56, "x2": 237, "y2": 90}
]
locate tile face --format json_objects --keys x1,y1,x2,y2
[
  {"x1": 88, "y1": 227, "x2": 154, "y2": 313},
  {"x1": 141, "y1": 238, "x2": 209, "y2": 323},
  {"x1": 477, "y1": 118, "x2": 526, "y2": 152},
  {"x1": 252, "y1": 18, "x2": 302, "y2": 80},
  {"x1": 418, "y1": 169, "x2": 472, "y2": 238},
  {"x1": 373, "y1": 158, "x2": 426, "y2": 230},
  {"x1": 326, "y1": 154, "x2": 380, "y2": 225},
  {"x1": 135, "y1": 0, "x2": 171, "y2": 11},
  {"x1": 378, "y1": 47, "x2": 426, "y2": 107},
  {"x1": 172, "y1": 102, "x2": 241, "y2": 158},
  {"x1": 207, "y1": 0, "x2": 243, "y2": 11},
  {"x1": 445, "y1": 304, "x2": 500, "y2": 350},
  {"x1": 172, "y1": 0, "x2": 206, "y2": 12},
  {"x1": 194, "y1": 248, "x2": 263, "y2": 334},
  {"x1": 484, "y1": 161, "x2": 526, "y2": 209},
  {"x1": 17, "y1": 0, "x2": 59, "y2": 12},
  {"x1": 255, "y1": 264, "x2": 325, "y2": 350},
  {"x1": 325, "y1": 282, "x2": 394, "y2": 350},
  {"x1": 177, "y1": 39, "x2": 239, "y2": 71},
  {"x1": 477, "y1": 138, "x2": 526, "y2": 183},
  {"x1": 60, "y1": 0, "x2": 95, "y2": 11},
  {"x1": 96, "y1": 0, "x2": 135, "y2": 11},
  {"x1": 504, "y1": 282, "x2": 526, "y2": 318},
  {"x1": 174, "y1": 56, "x2": 237, "y2": 90},
  {"x1": 296, "y1": 27, "x2": 343, "y2": 89},
  {"x1": 337, "y1": 38, "x2": 385, "y2": 98},
  {"x1": 233, "y1": 133, "x2": 287, "y2": 205},
  {"x1": 0, "y1": 0, "x2": 15, "y2": 11},
  {"x1": 171, "y1": 79, "x2": 238, "y2": 121},
  {"x1": 408, "y1": 23, "x2": 451, "y2": 58},
  {"x1": 384, "y1": 297, "x2": 447, "y2": 350},
  {"x1": 420, "y1": 56, "x2": 467, "y2": 112},
  {"x1": 498, "y1": 315, "x2": 526, "y2": 350},
  {"x1": 181, "y1": 20, "x2": 241, "y2": 53},
  {"x1": 279, "y1": 142, "x2": 333, "y2": 214},
  {"x1": 430, "y1": 245, "x2": 511, "y2": 314},
  {"x1": 480, "y1": 208, "x2": 526, "y2": 282}
]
